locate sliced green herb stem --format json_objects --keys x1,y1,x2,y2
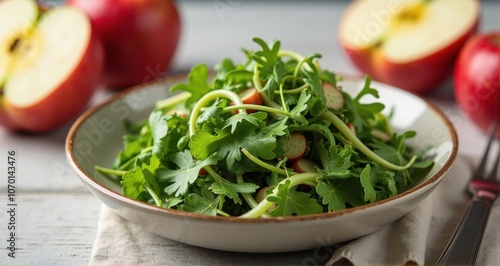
[
  {"x1": 236, "y1": 174, "x2": 271, "y2": 218},
  {"x1": 216, "y1": 209, "x2": 231, "y2": 217},
  {"x1": 239, "y1": 172, "x2": 320, "y2": 218},
  {"x1": 117, "y1": 146, "x2": 154, "y2": 171},
  {"x1": 95, "y1": 165, "x2": 127, "y2": 178},
  {"x1": 241, "y1": 148, "x2": 293, "y2": 176},
  {"x1": 188, "y1": 90, "x2": 244, "y2": 136},
  {"x1": 223, "y1": 104, "x2": 307, "y2": 125},
  {"x1": 155, "y1": 92, "x2": 191, "y2": 110},
  {"x1": 321, "y1": 111, "x2": 417, "y2": 171},
  {"x1": 145, "y1": 185, "x2": 162, "y2": 207}
]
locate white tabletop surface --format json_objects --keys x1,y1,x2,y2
[{"x1": 0, "y1": 0, "x2": 499, "y2": 264}]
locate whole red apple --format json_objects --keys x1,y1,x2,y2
[
  {"x1": 0, "y1": 0, "x2": 104, "y2": 133},
  {"x1": 454, "y1": 32, "x2": 500, "y2": 135},
  {"x1": 338, "y1": 0, "x2": 480, "y2": 94},
  {"x1": 68, "y1": 0, "x2": 181, "y2": 89}
]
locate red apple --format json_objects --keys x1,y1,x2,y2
[
  {"x1": 0, "y1": 0, "x2": 104, "y2": 133},
  {"x1": 454, "y1": 32, "x2": 500, "y2": 135},
  {"x1": 68, "y1": 0, "x2": 181, "y2": 90},
  {"x1": 338, "y1": 0, "x2": 480, "y2": 93}
]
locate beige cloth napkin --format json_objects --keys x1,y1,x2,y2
[{"x1": 90, "y1": 156, "x2": 500, "y2": 266}]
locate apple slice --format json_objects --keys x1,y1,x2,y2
[
  {"x1": 339, "y1": 0, "x2": 479, "y2": 93},
  {"x1": 0, "y1": 0, "x2": 104, "y2": 132}
]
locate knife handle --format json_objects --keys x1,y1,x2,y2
[{"x1": 436, "y1": 197, "x2": 492, "y2": 265}]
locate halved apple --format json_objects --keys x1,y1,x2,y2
[
  {"x1": 339, "y1": 0, "x2": 480, "y2": 93},
  {"x1": 68, "y1": 0, "x2": 181, "y2": 90},
  {"x1": 0, "y1": 0, "x2": 104, "y2": 132}
]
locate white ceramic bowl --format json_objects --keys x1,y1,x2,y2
[{"x1": 66, "y1": 75, "x2": 458, "y2": 253}]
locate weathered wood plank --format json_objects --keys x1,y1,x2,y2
[{"x1": 0, "y1": 193, "x2": 101, "y2": 265}]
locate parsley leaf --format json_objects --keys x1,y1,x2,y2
[
  {"x1": 121, "y1": 155, "x2": 163, "y2": 206},
  {"x1": 209, "y1": 178, "x2": 259, "y2": 204},
  {"x1": 316, "y1": 178, "x2": 364, "y2": 211},
  {"x1": 189, "y1": 114, "x2": 277, "y2": 169},
  {"x1": 268, "y1": 180, "x2": 323, "y2": 216},
  {"x1": 157, "y1": 150, "x2": 218, "y2": 196},
  {"x1": 170, "y1": 64, "x2": 211, "y2": 107},
  {"x1": 223, "y1": 112, "x2": 266, "y2": 134},
  {"x1": 148, "y1": 111, "x2": 168, "y2": 157},
  {"x1": 316, "y1": 142, "x2": 354, "y2": 179},
  {"x1": 289, "y1": 90, "x2": 310, "y2": 117},
  {"x1": 302, "y1": 55, "x2": 325, "y2": 104},
  {"x1": 360, "y1": 164, "x2": 377, "y2": 203},
  {"x1": 182, "y1": 186, "x2": 220, "y2": 216},
  {"x1": 349, "y1": 76, "x2": 386, "y2": 130},
  {"x1": 252, "y1": 38, "x2": 281, "y2": 78}
]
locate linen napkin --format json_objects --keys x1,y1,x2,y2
[{"x1": 90, "y1": 156, "x2": 500, "y2": 266}]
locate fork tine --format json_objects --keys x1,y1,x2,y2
[{"x1": 474, "y1": 122, "x2": 498, "y2": 179}]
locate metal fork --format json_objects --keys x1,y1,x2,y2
[{"x1": 437, "y1": 123, "x2": 500, "y2": 265}]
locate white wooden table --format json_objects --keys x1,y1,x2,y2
[{"x1": 0, "y1": 0, "x2": 498, "y2": 264}]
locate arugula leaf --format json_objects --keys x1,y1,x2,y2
[
  {"x1": 164, "y1": 197, "x2": 183, "y2": 208},
  {"x1": 359, "y1": 164, "x2": 377, "y2": 203},
  {"x1": 124, "y1": 118, "x2": 148, "y2": 134},
  {"x1": 223, "y1": 112, "x2": 266, "y2": 134},
  {"x1": 214, "y1": 58, "x2": 237, "y2": 81},
  {"x1": 391, "y1": 130, "x2": 417, "y2": 154},
  {"x1": 319, "y1": 69, "x2": 338, "y2": 86},
  {"x1": 268, "y1": 180, "x2": 323, "y2": 216},
  {"x1": 196, "y1": 104, "x2": 225, "y2": 133},
  {"x1": 189, "y1": 115, "x2": 277, "y2": 169},
  {"x1": 252, "y1": 38, "x2": 285, "y2": 98},
  {"x1": 209, "y1": 178, "x2": 259, "y2": 205},
  {"x1": 265, "y1": 119, "x2": 288, "y2": 138},
  {"x1": 182, "y1": 186, "x2": 220, "y2": 216},
  {"x1": 302, "y1": 55, "x2": 324, "y2": 102},
  {"x1": 349, "y1": 76, "x2": 386, "y2": 130},
  {"x1": 121, "y1": 155, "x2": 163, "y2": 206},
  {"x1": 353, "y1": 76, "x2": 385, "y2": 114},
  {"x1": 112, "y1": 135, "x2": 149, "y2": 170},
  {"x1": 252, "y1": 38, "x2": 281, "y2": 78},
  {"x1": 371, "y1": 139, "x2": 408, "y2": 166},
  {"x1": 289, "y1": 90, "x2": 310, "y2": 117},
  {"x1": 148, "y1": 111, "x2": 168, "y2": 157},
  {"x1": 316, "y1": 142, "x2": 354, "y2": 179},
  {"x1": 170, "y1": 64, "x2": 211, "y2": 107},
  {"x1": 157, "y1": 150, "x2": 218, "y2": 196},
  {"x1": 380, "y1": 170, "x2": 397, "y2": 198},
  {"x1": 316, "y1": 178, "x2": 364, "y2": 211}
]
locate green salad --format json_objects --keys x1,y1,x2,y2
[{"x1": 96, "y1": 38, "x2": 434, "y2": 218}]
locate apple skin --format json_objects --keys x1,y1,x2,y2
[
  {"x1": 0, "y1": 101, "x2": 21, "y2": 131},
  {"x1": 68, "y1": 0, "x2": 181, "y2": 90},
  {"x1": 339, "y1": 0, "x2": 480, "y2": 94},
  {"x1": 342, "y1": 24, "x2": 478, "y2": 93},
  {"x1": 2, "y1": 33, "x2": 104, "y2": 133},
  {"x1": 454, "y1": 32, "x2": 500, "y2": 135}
]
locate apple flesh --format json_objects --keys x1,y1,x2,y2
[
  {"x1": 454, "y1": 32, "x2": 500, "y2": 136},
  {"x1": 339, "y1": 0, "x2": 479, "y2": 93},
  {"x1": 0, "y1": 0, "x2": 104, "y2": 133},
  {"x1": 68, "y1": 0, "x2": 181, "y2": 89}
]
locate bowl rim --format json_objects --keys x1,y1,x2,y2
[{"x1": 65, "y1": 73, "x2": 459, "y2": 224}]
